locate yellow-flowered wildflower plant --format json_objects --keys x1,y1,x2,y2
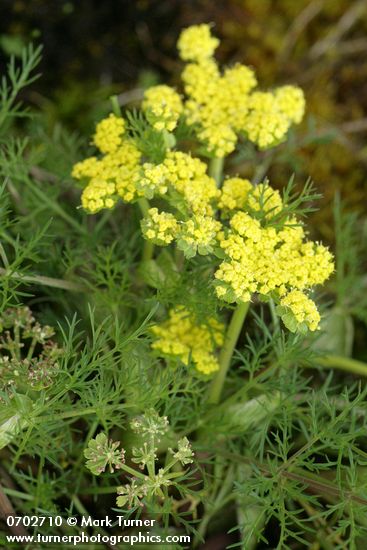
[{"x1": 72, "y1": 23, "x2": 334, "y2": 379}]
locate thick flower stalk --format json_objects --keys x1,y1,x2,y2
[{"x1": 71, "y1": 23, "x2": 334, "y2": 388}]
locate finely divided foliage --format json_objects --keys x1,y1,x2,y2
[{"x1": 0, "y1": 23, "x2": 366, "y2": 550}]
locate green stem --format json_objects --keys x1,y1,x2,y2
[
  {"x1": 137, "y1": 198, "x2": 154, "y2": 262},
  {"x1": 26, "y1": 336, "x2": 37, "y2": 361},
  {"x1": 315, "y1": 355, "x2": 367, "y2": 377},
  {"x1": 137, "y1": 198, "x2": 150, "y2": 217},
  {"x1": 110, "y1": 94, "x2": 121, "y2": 116},
  {"x1": 193, "y1": 464, "x2": 235, "y2": 547},
  {"x1": 14, "y1": 324, "x2": 21, "y2": 360},
  {"x1": 208, "y1": 301, "x2": 250, "y2": 404},
  {"x1": 252, "y1": 151, "x2": 274, "y2": 184},
  {"x1": 37, "y1": 403, "x2": 130, "y2": 422},
  {"x1": 147, "y1": 436, "x2": 156, "y2": 478},
  {"x1": 209, "y1": 157, "x2": 224, "y2": 187},
  {"x1": 1, "y1": 487, "x2": 34, "y2": 501},
  {"x1": 141, "y1": 240, "x2": 154, "y2": 262},
  {"x1": 0, "y1": 242, "x2": 9, "y2": 267},
  {"x1": 120, "y1": 463, "x2": 146, "y2": 481}
]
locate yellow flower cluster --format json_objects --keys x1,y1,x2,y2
[
  {"x1": 182, "y1": 59, "x2": 256, "y2": 157},
  {"x1": 182, "y1": 59, "x2": 220, "y2": 107},
  {"x1": 178, "y1": 25, "x2": 304, "y2": 156},
  {"x1": 242, "y1": 90, "x2": 305, "y2": 149},
  {"x1": 218, "y1": 177, "x2": 253, "y2": 211},
  {"x1": 80, "y1": 179, "x2": 117, "y2": 212},
  {"x1": 278, "y1": 289, "x2": 321, "y2": 333},
  {"x1": 72, "y1": 131, "x2": 143, "y2": 212},
  {"x1": 177, "y1": 24, "x2": 219, "y2": 62},
  {"x1": 72, "y1": 25, "x2": 306, "y2": 215},
  {"x1": 138, "y1": 152, "x2": 223, "y2": 257},
  {"x1": 214, "y1": 186, "x2": 334, "y2": 330},
  {"x1": 177, "y1": 215, "x2": 221, "y2": 258},
  {"x1": 93, "y1": 114, "x2": 126, "y2": 154},
  {"x1": 139, "y1": 163, "x2": 169, "y2": 197},
  {"x1": 72, "y1": 156, "x2": 101, "y2": 180},
  {"x1": 141, "y1": 208, "x2": 179, "y2": 246},
  {"x1": 230, "y1": 212, "x2": 262, "y2": 242},
  {"x1": 142, "y1": 85, "x2": 183, "y2": 132},
  {"x1": 151, "y1": 307, "x2": 224, "y2": 374},
  {"x1": 275, "y1": 86, "x2": 306, "y2": 124},
  {"x1": 141, "y1": 210, "x2": 221, "y2": 259},
  {"x1": 139, "y1": 151, "x2": 219, "y2": 215}
]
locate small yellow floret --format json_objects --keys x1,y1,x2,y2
[
  {"x1": 139, "y1": 163, "x2": 169, "y2": 198},
  {"x1": 93, "y1": 114, "x2": 126, "y2": 154},
  {"x1": 198, "y1": 123, "x2": 237, "y2": 158},
  {"x1": 182, "y1": 61, "x2": 241, "y2": 157},
  {"x1": 180, "y1": 175, "x2": 220, "y2": 215},
  {"x1": 139, "y1": 152, "x2": 219, "y2": 214},
  {"x1": 222, "y1": 64, "x2": 257, "y2": 129},
  {"x1": 72, "y1": 135, "x2": 142, "y2": 210},
  {"x1": 239, "y1": 86, "x2": 305, "y2": 149},
  {"x1": 101, "y1": 139, "x2": 142, "y2": 203},
  {"x1": 192, "y1": 349, "x2": 221, "y2": 375},
  {"x1": 143, "y1": 85, "x2": 183, "y2": 132},
  {"x1": 179, "y1": 31, "x2": 261, "y2": 158},
  {"x1": 214, "y1": 260, "x2": 255, "y2": 303},
  {"x1": 178, "y1": 24, "x2": 219, "y2": 62},
  {"x1": 223, "y1": 64, "x2": 257, "y2": 97}
]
